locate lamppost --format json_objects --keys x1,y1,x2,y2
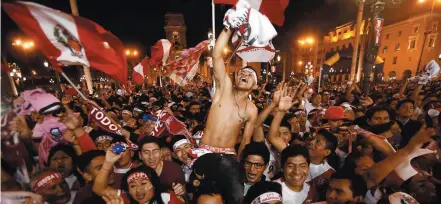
[
  {"x1": 415, "y1": 0, "x2": 441, "y2": 74},
  {"x1": 125, "y1": 48, "x2": 139, "y2": 79},
  {"x1": 361, "y1": 0, "x2": 403, "y2": 93},
  {"x1": 298, "y1": 37, "x2": 315, "y2": 76},
  {"x1": 12, "y1": 38, "x2": 34, "y2": 54}
]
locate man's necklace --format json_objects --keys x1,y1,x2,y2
[{"x1": 234, "y1": 90, "x2": 248, "y2": 125}]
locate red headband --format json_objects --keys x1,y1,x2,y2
[
  {"x1": 127, "y1": 172, "x2": 149, "y2": 183},
  {"x1": 33, "y1": 172, "x2": 62, "y2": 190}
]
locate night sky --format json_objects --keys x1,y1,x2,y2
[{"x1": 1, "y1": 0, "x2": 437, "y2": 74}]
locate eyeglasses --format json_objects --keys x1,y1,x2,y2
[{"x1": 244, "y1": 161, "x2": 266, "y2": 169}]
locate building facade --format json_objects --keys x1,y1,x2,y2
[
  {"x1": 318, "y1": 11, "x2": 441, "y2": 83},
  {"x1": 378, "y1": 12, "x2": 441, "y2": 80}
]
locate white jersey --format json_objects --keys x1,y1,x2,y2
[{"x1": 275, "y1": 179, "x2": 311, "y2": 204}]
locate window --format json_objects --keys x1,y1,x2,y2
[
  {"x1": 395, "y1": 43, "x2": 400, "y2": 51},
  {"x1": 409, "y1": 39, "x2": 416, "y2": 49},
  {"x1": 432, "y1": 22, "x2": 438, "y2": 31},
  {"x1": 413, "y1": 26, "x2": 419, "y2": 34},
  {"x1": 393, "y1": 57, "x2": 398, "y2": 64},
  {"x1": 428, "y1": 35, "x2": 436, "y2": 48},
  {"x1": 386, "y1": 34, "x2": 390, "y2": 39},
  {"x1": 398, "y1": 31, "x2": 402, "y2": 37},
  {"x1": 383, "y1": 46, "x2": 388, "y2": 53}
]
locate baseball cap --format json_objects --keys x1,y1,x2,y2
[{"x1": 325, "y1": 106, "x2": 346, "y2": 120}]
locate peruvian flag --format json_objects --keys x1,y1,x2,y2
[
  {"x1": 149, "y1": 39, "x2": 172, "y2": 67},
  {"x1": 214, "y1": 0, "x2": 290, "y2": 26},
  {"x1": 132, "y1": 58, "x2": 149, "y2": 85},
  {"x1": 3, "y1": 2, "x2": 128, "y2": 83},
  {"x1": 166, "y1": 40, "x2": 209, "y2": 86}
]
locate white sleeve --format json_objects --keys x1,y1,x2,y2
[{"x1": 161, "y1": 193, "x2": 171, "y2": 203}]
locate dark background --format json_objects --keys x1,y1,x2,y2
[{"x1": 1, "y1": 0, "x2": 438, "y2": 77}]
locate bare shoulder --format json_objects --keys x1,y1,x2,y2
[{"x1": 247, "y1": 102, "x2": 258, "y2": 119}]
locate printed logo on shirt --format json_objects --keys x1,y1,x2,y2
[{"x1": 50, "y1": 128, "x2": 62, "y2": 142}]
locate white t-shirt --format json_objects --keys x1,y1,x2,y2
[
  {"x1": 303, "y1": 99, "x2": 321, "y2": 115},
  {"x1": 275, "y1": 179, "x2": 310, "y2": 204},
  {"x1": 306, "y1": 162, "x2": 334, "y2": 182}
]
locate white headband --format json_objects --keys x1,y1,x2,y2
[
  {"x1": 251, "y1": 192, "x2": 282, "y2": 204},
  {"x1": 242, "y1": 68, "x2": 258, "y2": 84},
  {"x1": 173, "y1": 138, "x2": 190, "y2": 151}
]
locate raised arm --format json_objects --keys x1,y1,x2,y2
[
  {"x1": 269, "y1": 84, "x2": 294, "y2": 153},
  {"x1": 253, "y1": 83, "x2": 283, "y2": 142},
  {"x1": 399, "y1": 80, "x2": 409, "y2": 97},
  {"x1": 363, "y1": 125, "x2": 435, "y2": 188},
  {"x1": 410, "y1": 83, "x2": 423, "y2": 102},
  {"x1": 212, "y1": 28, "x2": 233, "y2": 90},
  {"x1": 93, "y1": 149, "x2": 121, "y2": 197}
]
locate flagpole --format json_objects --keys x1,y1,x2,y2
[
  {"x1": 212, "y1": 0, "x2": 216, "y2": 43},
  {"x1": 60, "y1": 72, "x2": 88, "y2": 100},
  {"x1": 318, "y1": 67, "x2": 322, "y2": 93},
  {"x1": 69, "y1": 0, "x2": 93, "y2": 95},
  {"x1": 211, "y1": 0, "x2": 216, "y2": 95}
]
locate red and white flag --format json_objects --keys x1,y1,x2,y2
[
  {"x1": 3, "y1": 2, "x2": 128, "y2": 83},
  {"x1": 150, "y1": 110, "x2": 195, "y2": 144},
  {"x1": 214, "y1": 0, "x2": 290, "y2": 26},
  {"x1": 149, "y1": 39, "x2": 172, "y2": 67},
  {"x1": 235, "y1": 42, "x2": 276, "y2": 62},
  {"x1": 166, "y1": 40, "x2": 209, "y2": 86},
  {"x1": 132, "y1": 58, "x2": 150, "y2": 85}
]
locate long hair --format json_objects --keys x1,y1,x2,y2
[{"x1": 122, "y1": 165, "x2": 165, "y2": 204}]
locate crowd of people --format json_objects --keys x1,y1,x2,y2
[{"x1": 2, "y1": 28, "x2": 441, "y2": 204}]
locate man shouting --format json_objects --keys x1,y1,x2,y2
[{"x1": 198, "y1": 27, "x2": 258, "y2": 204}]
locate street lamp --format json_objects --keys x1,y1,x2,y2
[
  {"x1": 43, "y1": 61, "x2": 49, "y2": 68},
  {"x1": 361, "y1": 0, "x2": 404, "y2": 93},
  {"x1": 125, "y1": 49, "x2": 139, "y2": 57},
  {"x1": 12, "y1": 38, "x2": 34, "y2": 52}
]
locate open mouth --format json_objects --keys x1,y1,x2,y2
[
  {"x1": 136, "y1": 193, "x2": 146, "y2": 200},
  {"x1": 240, "y1": 77, "x2": 248, "y2": 83},
  {"x1": 247, "y1": 173, "x2": 257, "y2": 180}
]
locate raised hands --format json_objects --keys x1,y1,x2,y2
[
  {"x1": 105, "y1": 146, "x2": 123, "y2": 165},
  {"x1": 406, "y1": 124, "x2": 436, "y2": 152},
  {"x1": 61, "y1": 109, "x2": 83, "y2": 130},
  {"x1": 278, "y1": 83, "x2": 297, "y2": 112}
]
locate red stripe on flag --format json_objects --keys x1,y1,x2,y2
[
  {"x1": 73, "y1": 17, "x2": 128, "y2": 84},
  {"x1": 2, "y1": 2, "x2": 62, "y2": 66}
]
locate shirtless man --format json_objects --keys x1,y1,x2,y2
[{"x1": 198, "y1": 28, "x2": 258, "y2": 203}]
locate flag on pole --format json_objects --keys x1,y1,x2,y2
[
  {"x1": 214, "y1": 0, "x2": 290, "y2": 26},
  {"x1": 166, "y1": 40, "x2": 209, "y2": 86},
  {"x1": 132, "y1": 58, "x2": 150, "y2": 85},
  {"x1": 149, "y1": 39, "x2": 172, "y2": 67},
  {"x1": 3, "y1": 1, "x2": 128, "y2": 84}
]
